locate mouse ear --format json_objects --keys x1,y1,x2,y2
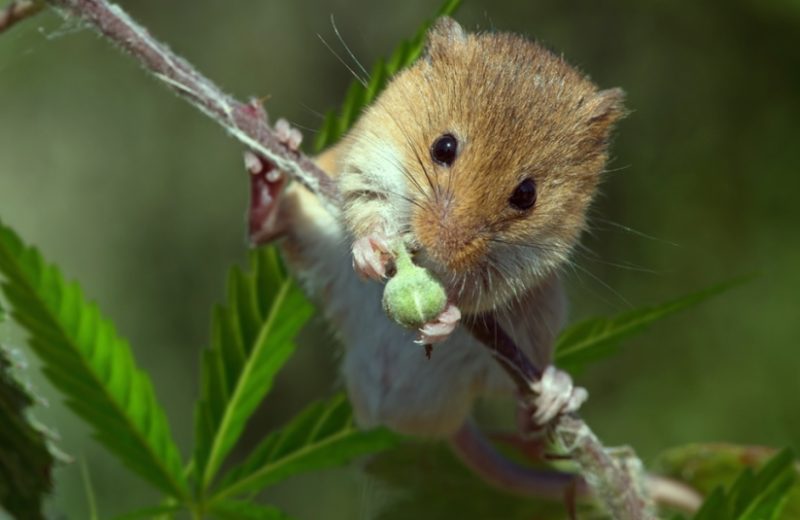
[
  {"x1": 580, "y1": 87, "x2": 626, "y2": 149},
  {"x1": 573, "y1": 88, "x2": 625, "y2": 156},
  {"x1": 423, "y1": 17, "x2": 467, "y2": 60},
  {"x1": 586, "y1": 88, "x2": 626, "y2": 131}
]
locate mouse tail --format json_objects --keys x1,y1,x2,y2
[{"x1": 448, "y1": 421, "x2": 702, "y2": 513}]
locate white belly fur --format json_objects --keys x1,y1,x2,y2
[{"x1": 279, "y1": 184, "x2": 513, "y2": 437}]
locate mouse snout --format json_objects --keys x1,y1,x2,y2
[{"x1": 413, "y1": 204, "x2": 488, "y2": 274}]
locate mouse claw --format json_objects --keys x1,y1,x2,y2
[
  {"x1": 530, "y1": 366, "x2": 588, "y2": 426},
  {"x1": 416, "y1": 303, "x2": 461, "y2": 344},
  {"x1": 274, "y1": 118, "x2": 303, "y2": 152},
  {"x1": 352, "y1": 233, "x2": 391, "y2": 280}
]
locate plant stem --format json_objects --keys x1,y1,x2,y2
[
  {"x1": 466, "y1": 314, "x2": 657, "y2": 518},
  {"x1": 79, "y1": 457, "x2": 99, "y2": 520},
  {"x1": 45, "y1": 0, "x2": 340, "y2": 214},
  {"x1": 0, "y1": 0, "x2": 45, "y2": 33}
]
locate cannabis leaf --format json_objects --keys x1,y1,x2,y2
[
  {"x1": 209, "y1": 500, "x2": 290, "y2": 520},
  {"x1": 193, "y1": 247, "x2": 314, "y2": 491},
  {"x1": 111, "y1": 503, "x2": 184, "y2": 520},
  {"x1": 0, "y1": 221, "x2": 187, "y2": 499},
  {"x1": 555, "y1": 277, "x2": 748, "y2": 371},
  {"x1": 0, "y1": 310, "x2": 55, "y2": 520},
  {"x1": 211, "y1": 393, "x2": 397, "y2": 503},
  {"x1": 313, "y1": 0, "x2": 462, "y2": 151},
  {"x1": 691, "y1": 448, "x2": 796, "y2": 520},
  {"x1": 655, "y1": 444, "x2": 800, "y2": 520}
]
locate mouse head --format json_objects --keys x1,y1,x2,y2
[{"x1": 338, "y1": 18, "x2": 625, "y2": 314}]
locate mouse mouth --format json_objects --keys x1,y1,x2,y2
[
  {"x1": 413, "y1": 234, "x2": 560, "y2": 315},
  {"x1": 426, "y1": 236, "x2": 489, "y2": 274},
  {"x1": 412, "y1": 205, "x2": 491, "y2": 275},
  {"x1": 411, "y1": 249, "x2": 510, "y2": 315}
]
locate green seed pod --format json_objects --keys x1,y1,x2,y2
[{"x1": 382, "y1": 246, "x2": 447, "y2": 328}]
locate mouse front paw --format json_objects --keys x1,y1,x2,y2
[
  {"x1": 244, "y1": 150, "x2": 287, "y2": 245},
  {"x1": 352, "y1": 233, "x2": 392, "y2": 280},
  {"x1": 530, "y1": 366, "x2": 588, "y2": 426},
  {"x1": 416, "y1": 303, "x2": 461, "y2": 344},
  {"x1": 274, "y1": 118, "x2": 303, "y2": 152}
]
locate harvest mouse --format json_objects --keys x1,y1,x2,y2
[{"x1": 246, "y1": 14, "x2": 624, "y2": 482}]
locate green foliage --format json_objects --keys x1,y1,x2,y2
[
  {"x1": 212, "y1": 393, "x2": 398, "y2": 503},
  {"x1": 194, "y1": 247, "x2": 314, "y2": 491},
  {"x1": 79, "y1": 458, "x2": 98, "y2": 520},
  {"x1": 313, "y1": 0, "x2": 462, "y2": 152},
  {"x1": 0, "y1": 219, "x2": 397, "y2": 518},
  {"x1": 655, "y1": 444, "x2": 800, "y2": 519},
  {"x1": 0, "y1": 221, "x2": 188, "y2": 499},
  {"x1": 0, "y1": 309, "x2": 54, "y2": 520},
  {"x1": 555, "y1": 277, "x2": 748, "y2": 372},
  {"x1": 209, "y1": 500, "x2": 291, "y2": 520},
  {"x1": 111, "y1": 503, "x2": 184, "y2": 520},
  {"x1": 190, "y1": 248, "x2": 394, "y2": 515},
  {"x1": 690, "y1": 448, "x2": 796, "y2": 520}
]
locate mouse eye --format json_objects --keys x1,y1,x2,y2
[
  {"x1": 509, "y1": 178, "x2": 537, "y2": 211},
  {"x1": 430, "y1": 133, "x2": 458, "y2": 166}
]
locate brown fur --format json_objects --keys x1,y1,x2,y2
[
  {"x1": 274, "y1": 18, "x2": 627, "y2": 439},
  {"x1": 338, "y1": 17, "x2": 625, "y2": 314}
]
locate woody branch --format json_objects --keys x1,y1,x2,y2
[
  {"x1": 0, "y1": 0, "x2": 44, "y2": 33},
  {"x1": 44, "y1": 0, "x2": 340, "y2": 213}
]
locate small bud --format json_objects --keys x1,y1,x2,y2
[{"x1": 382, "y1": 246, "x2": 447, "y2": 328}]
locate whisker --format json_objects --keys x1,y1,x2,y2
[
  {"x1": 601, "y1": 163, "x2": 631, "y2": 176},
  {"x1": 317, "y1": 33, "x2": 368, "y2": 88},
  {"x1": 376, "y1": 104, "x2": 437, "y2": 201},
  {"x1": 559, "y1": 260, "x2": 627, "y2": 310},
  {"x1": 486, "y1": 237, "x2": 571, "y2": 256},
  {"x1": 330, "y1": 14, "x2": 370, "y2": 82},
  {"x1": 574, "y1": 242, "x2": 660, "y2": 275},
  {"x1": 373, "y1": 187, "x2": 426, "y2": 212},
  {"x1": 408, "y1": 138, "x2": 438, "y2": 203},
  {"x1": 338, "y1": 170, "x2": 427, "y2": 212},
  {"x1": 298, "y1": 102, "x2": 326, "y2": 121},
  {"x1": 488, "y1": 236, "x2": 657, "y2": 276},
  {"x1": 486, "y1": 236, "x2": 634, "y2": 307},
  {"x1": 355, "y1": 130, "x2": 427, "y2": 198},
  {"x1": 588, "y1": 214, "x2": 679, "y2": 247},
  {"x1": 568, "y1": 261, "x2": 632, "y2": 308},
  {"x1": 381, "y1": 79, "x2": 440, "y2": 202},
  {"x1": 285, "y1": 120, "x2": 319, "y2": 134}
]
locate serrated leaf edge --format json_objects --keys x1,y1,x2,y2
[
  {"x1": 0, "y1": 222, "x2": 187, "y2": 498},
  {"x1": 209, "y1": 396, "x2": 396, "y2": 503},
  {"x1": 199, "y1": 276, "x2": 305, "y2": 489}
]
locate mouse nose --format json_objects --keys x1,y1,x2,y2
[
  {"x1": 413, "y1": 206, "x2": 488, "y2": 273},
  {"x1": 438, "y1": 237, "x2": 488, "y2": 273}
]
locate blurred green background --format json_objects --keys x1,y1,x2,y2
[{"x1": 1, "y1": 0, "x2": 798, "y2": 518}]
